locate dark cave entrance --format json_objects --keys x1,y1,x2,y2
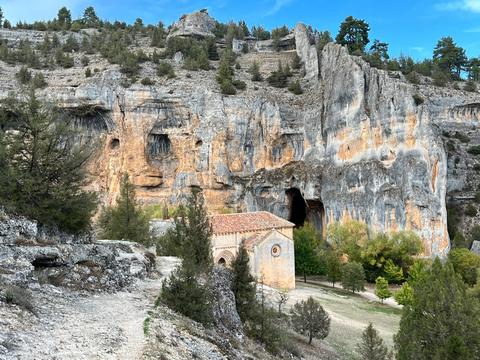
[
  {"x1": 286, "y1": 188, "x2": 325, "y2": 235},
  {"x1": 218, "y1": 258, "x2": 226, "y2": 266},
  {"x1": 286, "y1": 188, "x2": 307, "y2": 227}
]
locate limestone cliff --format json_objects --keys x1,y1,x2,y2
[{"x1": 1, "y1": 16, "x2": 480, "y2": 257}]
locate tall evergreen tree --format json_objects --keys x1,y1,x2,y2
[
  {"x1": 98, "y1": 173, "x2": 150, "y2": 244},
  {"x1": 231, "y1": 243, "x2": 256, "y2": 322},
  {"x1": 82, "y1": 6, "x2": 100, "y2": 28},
  {"x1": 57, "y1": 7, "x2": 72, "y2": 30},
  {"x1": 356, "y1": 323, "x2": 391, "y2": 360},
  {"x1": 433, "y1": 36, "x2": 467, "y2": 79},
  {"x1": 394, "y1": 258, "x2": 480, "y2": 359},
  {"x1": 335, "y1": 16, "x2": 370, "y2": 54},
  {"x1": 159, "y1": 188, "x2": 213, "y2": 274},
  {"x1": 0, "y1": 92, "x2": 97, "y2": 232}
]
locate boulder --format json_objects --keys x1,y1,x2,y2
[{"x1": 167, "y1": 10, "x2": 216, "y2": 39}]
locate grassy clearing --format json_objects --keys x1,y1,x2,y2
[{"x1": 283, "y1": 281, "x2": 401, "y2": 359}]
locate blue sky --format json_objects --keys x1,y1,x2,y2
[{"x1": 2, "y1": 0, "x2": 480, "y2": 59}]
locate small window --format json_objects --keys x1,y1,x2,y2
[{"x1": 271, "y1": 244, "x2": 281, "y2": 257}]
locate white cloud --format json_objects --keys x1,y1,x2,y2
[
  {"x1": 1, "y1": 0, "x2": 88, "y2": 23},
  {"x1": 436, "y1": 0, "x2": 480, "y2": 12},
  {"x1": 266, "y1": 0, "x2": 293, "y2": 15}
]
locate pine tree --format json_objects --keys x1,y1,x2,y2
[
  {"x1": 249, "y1": 60, "x2": 262, "y2": 81},
  {"x1": 290, "y1": 296, "x2": 330, "y2": 344},
  {"x1": 158, "y1": 188, "x2": 213, "y2": 274},
  {"x1": 0, "y1": 92, "x2": 97, "y2": 232},
  {"x1": 159, "y1": 265, "x2": 212, "y2": 325},
  {"x1": 394, "y1": 259, "x2": 480, "y2": 359},
  {"x1": 231, "y1": 243, "x2": 256, "y2": 321},
  {"x1": 356, "y1": 323, "x2": 391, "y2": 360},
  {"x1": 341, "y1": 261, "x2": 365, "y2": 293},
  {"x1": 98, "y1": 173, "x2": 151, "y2": 244},
  {"x1": 335, "y1": 16, "x2": 370, "y2": 54},
  {"x1": 375, "y1": 277, "x2": 391, "y2": 304}
]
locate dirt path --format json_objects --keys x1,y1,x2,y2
[{"x1": 9, "y1": 257, "x2": 179, "y2": 360}]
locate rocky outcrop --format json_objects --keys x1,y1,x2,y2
[
  {"x1": 209, "y1": 266, "x2": 244, "y2": 341},
  {"x1": 0, "y1": 212, "x2": 155, "y2": 291},
  {"x1": 167, "y1": 10, "x2": 216, "y2": 39},
  {"x1": 294, "y1": 23, "x2": 318, "y2": 82}
]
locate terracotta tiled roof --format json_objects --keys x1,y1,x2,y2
[
  {"x1": 243, "y1": 231, "x2": 271, "y2": 250},
  {"x1": 209, "y1": 211, "x2": 294, "y2": 235}
]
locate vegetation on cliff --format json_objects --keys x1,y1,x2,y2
[{"x1": 0, "y1": 92, "x2": 97, "y2": 233}]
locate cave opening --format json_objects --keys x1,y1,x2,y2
[
  {"x1": 148, "y1": 134, "x2": 171, "y2": 157},
  {"x1": 286, "y1": 188, "x2": 325, "y2": 235},
  {"x1": 110, "y1": 138, "x2": 120, "y2": 149},
  {"x1": 286, "y1": 188, "x2": 307, "y2": 227},
  {"x1": 31, "y1": 256, "x2": 63, "y2": 269}
]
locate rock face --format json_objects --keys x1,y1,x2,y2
[
  {"x1": 294, "y1": 23, "x2": 319, "y2": 82},
  {"x1": 167, "y1": 10, "x2": 216, "y2": 39},
  {"x1": 0, "y1": 212, "x2": 155, "y2": 291},
  {"x1": 209, "y1": 266, "x2": 244, "y2": 341},
  {"x1": 2, "y1": 17, "x2": 480, "y2": 257}
]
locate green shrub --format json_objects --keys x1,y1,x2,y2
[
  {"x1": 249, "y1": 61, "x2": 262, "y2": 81},
  {"x1": 405, "y1": 71, "x2": 420, "y2": 84},
  {"x1": 467, "y1": 145, "x2": 480, "y2": 155},
  {"x1": 290, "y1": 297, "x2": 330, "y2": 344},
  {"x1": 267, "y1": 61, "x2": 290, "y2": 88},
  {"x1": 141, "y1": 77, "x2": 154, "y2": 86},
  {"x1": 394, "y1": 282, "x2": 414, "y2": 305},
  {"x1": 232, "y1": 79, "x2": 246, "y2": 90},
  {"x1": 220, "y1": 79, "x2": 236, "y2": 95},
  {"x1": 159, "y1": 266, "x2": 213, "y2": 325},
  {"x1": 15, "y1": 66, "x2": 32, "y2": 84},
  {"x1": 464, "y1": 80, "x2": 477, "y2": 92},
  {"x1": 288, "y1": 80, "x2": 303, "y2": 95},
  {"x1": 81, "y1": 55, "x2": 89, "y2": 66},
  {"x1": 453, "y1": 131, "x2": 470, "y2": 143},
  {"x1": 235, "y1": 61, "x2": 241, "y2": 70},
  {"x1": 157, "y1": 61, "x2": 175, "y2": 78},
  {"x1": 32, "y1": 73, "x2": 47, "y2": 89},
  {"x1": 448, "y1": 248, "x2": 480, "y2": 286},
  {"x1": 119, "y1": 51, "x2": 140, "y2": 77},
  {"x1": 85, "y1": 67, "x2": 92, "y2": 77},
  {"x1": 432, "y1": 69, "x2": 450, "y2": 87},
  {"x1": 465, "y1": 203, "x2": 478, "y2": 217},
  {"x1": 55, "y1": 49, "x2": 74, "y2": 68},
  {"x1": 4, "y1": 286, "x2": 36, "y2": 314},
  {"x1": 412, "y1": 94, "x2": 424, "y2": 106},
  {"x1": 291, "y1": 52, "x2": 302, "y2": 70}
]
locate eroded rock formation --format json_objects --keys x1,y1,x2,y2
[{"x1": 1, "y1": 16, "x2": 480, "y2": 257}]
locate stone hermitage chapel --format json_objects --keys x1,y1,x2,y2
[{"x1": 151, "y1": 211, "x2": 296, "y2": 289}]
